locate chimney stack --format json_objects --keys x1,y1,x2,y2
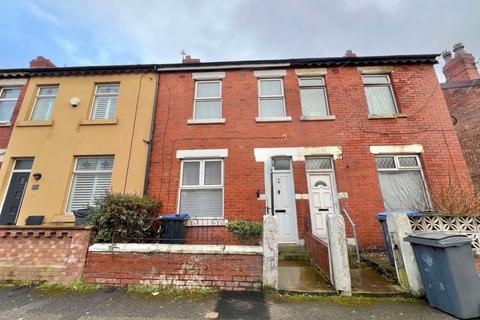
[
  {"x1": 442, "y1": 43, "x2": 479, "y2": 82},
  {"x1": 182, "y1": 55, "x2": 201, "y2": 64},
  {"x1": 29, "y1": 56, "x2": 56, "y2": 68},
  {"x1": 344, "y1": 49, "x2": 357, "y2": 58}
]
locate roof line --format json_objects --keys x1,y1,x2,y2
[{"x1": 0, "y1": 53, "x2": 440, "y2": 77}]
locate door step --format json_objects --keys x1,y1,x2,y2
[{"x1": 278, "y1": 244, "x2": 309, "y2": 262}]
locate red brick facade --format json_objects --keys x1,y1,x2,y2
[
  {"x1": 83, "y1": 251, "x2": 262, "y2": 290},
  {"x1": 147, "y1": 62, "x2": 472, "y2": 250},
  {"x1": 0, "y1": 227, "x2": 91, "y2": 283}
]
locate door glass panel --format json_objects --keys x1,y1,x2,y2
[
  {"x1": 14, "y1": 159, "x2": 33, "y2": 170},
  {"x1": 273, "y1": 158, "x2": 290, "y2": 170}
]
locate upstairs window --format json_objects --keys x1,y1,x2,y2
[
  {"x1": 258, "y1": 79, "x2": 285, "y2": 118},
  {"x1": 179, "y1": 159, "x2": 223, "y2": 218},
  {"x1": 67, "y1": 156, "x2": 114, "y2": 212},
  {"x1": 91, "y1": 84, "x2": 119, "y2": 120},
  {"x1": 299, "y1": 77, "x2": 329, "y2": 117},
  {"x1": 193, "y1": 81, "x2": 222, "y2": 120},
  {"x1": 375, "y1": 155, "x2": 429, "y2": 211},
  {"x1": 0, "y1": 87, "x2": 21, "y2": 122},
  {"x1": 363, "y1": 75, "x2": 398, "y2": 116},
  {"x1": 31, "y1": 86, "x2": 58, "y2": 121}
]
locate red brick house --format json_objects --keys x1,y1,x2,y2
[
  {"x1": 441, "y1": 43, "x2": 480, "y2": 190},
  {"x1": 147, "y1": 53, "x2": 472, "y2": 250}
]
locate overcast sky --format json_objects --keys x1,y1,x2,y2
[{"x1": 1, "y1": 0, "x2": 479, "y2": 81}]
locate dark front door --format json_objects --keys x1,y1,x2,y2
[{"x1": 0, "y1": 171, "x2": 30, "y2": 225}]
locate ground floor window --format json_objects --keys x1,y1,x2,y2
[
  {"x1": 67, "y1": 156, "x2": 114, "y2": 212},
  {"x1": 375, "y1": 155, "x2": 429, "y2": 211},
  {"x1": 179, "y1": 159, "x2": 223, "y2": 218}
]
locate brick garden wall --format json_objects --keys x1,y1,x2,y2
[
  {"x1": 83, "y1": 244, "x2": 263, "y2": 290},
  {"x1": 304, "y1": 230, "x2": 330, "y2": 280},
  {"x1": 0, "y1": 226, "x2": 91, "y2": 283},
  {"x1": 148, "y1": 64, "x2": 473, "y2": 250}
]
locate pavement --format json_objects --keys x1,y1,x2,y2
[{"x1": 0, "y1": 286, "x2": 455, "y2": 320}]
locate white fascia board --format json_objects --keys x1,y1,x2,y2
[
  {"x1": 254, "y1": 146, "x2": 343, "y2": 162},
  {"x1": 192, "y1": 71, "x2": 225, "y2": 80},
  {"x1": 176, "y1": 148, "x2": 228, "y2": 159},
  {"x1": 369, "y1": 144, "x2": 424, "y2": 154},
  {"x1": 0, "y1": 79, "x2": 27, "y2": 86},
  {"x1": 253, "y1": 69, "x2": 287, "y2": 78}
]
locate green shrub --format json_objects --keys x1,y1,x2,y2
[
  {"x1": 89, "y1": 193, "x2": 160, "y2": 243},
  {"x1": 226, "y1": 220, "x2": 263, "y2": 241}
]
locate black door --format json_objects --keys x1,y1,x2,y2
[{"x1": 0, "y1": 172, "x2": 30, "y2": 225}]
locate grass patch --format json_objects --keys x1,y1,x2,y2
[
  {"x1": 268, "y1": 292, "x2": 422, "y2": 307},
  {"x1": 34, "y1": 280, "x2": 101, "y2": 296},
  {"x1": 127, "y1": 284, "x2": 217, "y2": 300}
]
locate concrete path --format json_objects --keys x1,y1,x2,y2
[{"x1": 0, "y1": 286, "x2": 454, "y2": 320}]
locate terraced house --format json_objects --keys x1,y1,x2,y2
[{"x1": 0, "y1": 58, "x2": 157, "y2": 225}]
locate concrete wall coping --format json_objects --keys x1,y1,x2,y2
[
  {"x1": 0, "y1": 224, "x2": 93, "y2": 231},
  {"x1": 89, "y1": 243, "x2": 263, "y2": 255}
]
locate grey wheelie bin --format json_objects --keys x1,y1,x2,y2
[{"x1": 405, "y1": 233, "x2": 480, "y2": 319}]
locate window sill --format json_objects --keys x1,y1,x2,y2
[
  {"x1": 368, "y1": 113, "x2": 407, "y2": 120},
  {"x1": 185, "y1": 218, "x2": 228, "y2": 227},
  {"x1": 16, "y1": 120, "x2": 53, "y2": 127},
  {"x1": 300, "y1": 115, "x2": 336, "y2": 121},
  {"x1": 0, "y1": 121, "x2": 11, "y2": 127},
  {"x1": 187, "y1": 118, "x2": 226, "y2": 125},
  {"x1": 79, "y1": 118, "x2": 118, "y2": 126},
  {"x1": 255, "y1": 116, "x2": 292, "y2": 123}
]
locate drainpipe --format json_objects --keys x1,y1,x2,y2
[{"x1": 143, "y1": 72, "x2": 160, "y2": 196}]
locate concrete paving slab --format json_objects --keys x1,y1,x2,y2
[{"x1": 278, "y1": 260, "x2": 333, "y2": 293}]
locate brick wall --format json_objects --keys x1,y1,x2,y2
[
  {"x1": 83, "y1": 246, "x2": 263, "y2": 290},
  {"x1": 442, "y1": 81, "x2": 480, "y2": 190},
  {"x1": 0, "y1": 226, "x2": 91, "y2": 283},
  {"x1": 148, "y1": 64, "x2": 472, "y2": 249},
  {"x1": 305, "y1": 232, "x2": 330, "y2": 280}
]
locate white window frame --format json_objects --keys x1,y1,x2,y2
[
  {"x1": 30, "y1": 85, "x2": 58, "y2": 120},
  {"x1": 0, "y1": 86, "x2": 21, "y2": 123},
  {"x1": 90, "y1": 83, "x2": 120, "y2": 120},
  {"x1": 177, "y1": 159, "x2": 224, "y2": 218},
  {"x1": 298, "y1": 77, "x2": 330, "y2": 117},
  {"x1": 362, "y1": 74, "x2": 399, "y2": 115},
  {"x1": 192, "y1": 80, "x2": 222, "y2": 120},
  {"x1": 375, "y1": 154, "x2": 431, "y2": 208},
  {"x1": 66, "y1": 156, "x2": 114, "y2": 213},
  {"x1": 257, "y1": 78, "x2": 286, "y2": 119}
]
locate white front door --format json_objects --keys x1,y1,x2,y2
[
  {"x1": 273, "y1": 172, "x2": 298, "y2": 243},
  {"x1": 307, "y1": 173, "x2": 335, "y2": 239}
]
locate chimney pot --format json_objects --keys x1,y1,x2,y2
[
  {"x1": 441, "y1": 50, "x2": 452, "y2": 63},
  {"x1": 29, "y1": 56, "x2": 56, "y2": 68},
  {"x1": 453, "y1": 42, "x2": 466, "y2": 57}
]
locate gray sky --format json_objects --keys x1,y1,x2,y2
[{"x1": 1, "y1": 0, "x2": 479, "y2": 81}]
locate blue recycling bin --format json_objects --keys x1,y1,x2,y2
[{"x1": 376, "y1": 211, "x2": 423, "y2": 266}]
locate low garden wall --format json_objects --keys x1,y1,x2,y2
[
  {"x1": 0, "y1": 226, "x2": 91, "y2": 283},
  {"x1": 83, "y1": 244, "x2": 263, "y2": 291},
  {"x1": 305, "y1": 232, "x2": 330, "y2": 280}
]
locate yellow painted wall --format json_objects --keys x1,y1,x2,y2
[{"x1": 0, "y1": 72, "x2": 157, "y2": 225}]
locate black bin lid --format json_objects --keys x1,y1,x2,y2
[{"x1": 404, "y1": 232, "x2": 472, "y2": 248}]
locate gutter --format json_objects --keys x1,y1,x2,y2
[{"x1": 143, "y1": 72, "x2": 160, "y2": 196}]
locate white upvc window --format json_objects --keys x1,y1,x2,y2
[
  {"x1": 178, "y1": 159, "x2": 223, "y2": 218},
  {"x1": 193, "y1": 80, "x2": 222, "y2": 120},
  {"x1": 30, "y1": 86, "x2": 58, "y2": 121},
  {"x1": 91, "y1": 84, "x2": 120, "y2": 120},
  {"x1": 258, "y1": 78, "x2": 286, "y2": 118},
  {"x1": 0, "y1": 87, "x2": 21, "y2": 122},
  {"x1": 363, "y1": 75, "x2": 398, "y2": 116},
  {"x1": 299, "y1": 77, "x2": 330, "y2": 117},
  {"x1": 375, "y1": 155, "x2": 429, "y2": 211},
  {"x1": 67, "y1": 156, "x2": 114, "y2": 212}
]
